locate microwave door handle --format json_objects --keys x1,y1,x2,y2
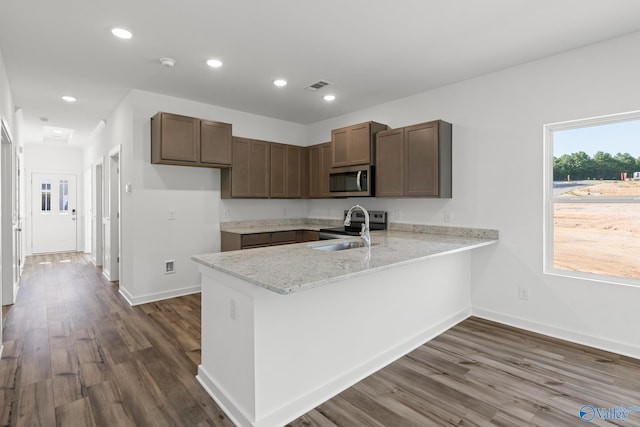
[{"x1": 356, "y1": 171, "x2": 362, "y2": 192}]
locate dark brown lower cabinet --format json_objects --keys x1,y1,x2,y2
[
  {"x1": 376, "y1": 120, "x2": 452, "y2": 198},
  {"x1": 221, "y1": 230, "x2": 320, "y2": 252}
]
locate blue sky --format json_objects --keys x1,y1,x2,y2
[{"x1": 553, "y1": 119, "x2": 640, "y2": 158}]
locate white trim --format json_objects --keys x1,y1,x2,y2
[
  {"x1": 197, "y1": 307, "x2": 471, "y2": 427},
  {"x1": 118, "y1": 284, "x2": 201, "y2": 306},
  {"x1": 473, "y1": 308, "x2": 640, "y2": 360},
  {"x1": 543, "y1": 110, "x2": 640, "y2": 284},
  {"x1": 196, "y1": 366, "x2": 254, "y2": 427}
]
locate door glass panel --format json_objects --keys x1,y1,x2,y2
[
  {"x1": 41, "y1": 179, "x2": 51, "y2": 212},
  {"x1": 59, "y1": 179, "x2": 69, "y2": 213}
]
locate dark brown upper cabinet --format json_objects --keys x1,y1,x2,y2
[
  {"x1": 376, "y1": 120, "x2": 452, "y2": 198},
  {"x1": 307, "y1": 142, "x2": 332, "y2": 198},
  {"x1": 200, "y1": 119, "x2": 232, "y2": 166},
  {"x1": 151, "y1": 112, "x2": 232, "y2": 168},
  {"x1": 269, "y1": 143, "x2": 303, "y2": 198},
  {"x1": 221, "y1": 137, "x2": 270, "y2": 198},
  {"x1": 331, "y1": 121, "x2": 388, "y2": 167},
  {"x1": 285, "y1": 145, "x2": 304, "y2": 198}
]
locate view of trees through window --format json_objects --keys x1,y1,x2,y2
[
  {"x1": 550, "y1": 116, "x2": 640, "y2": 282},
  {"x1": 554, "y1": 151, "x2": 640, "y2": 181}
]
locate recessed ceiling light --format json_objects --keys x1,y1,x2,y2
[
  {"x1": 323, "y1": 94, "x2": 336, "y2": 102},
  {"x1": 111, "y1": 27, "x2": 133, "y2": 39},
  {"x1": 53, "y1": 130, "x2": 63, "y2": 134},
  {"x1": 62, "y1": 95, "x2": 77, "y2": 103},
  {"x1": 206, "y1": 59, "x2": 223, "y2": 68},
  {"x1": 160, "y1": 57, "x2": 175, "y2": 67},
  {"x1": 273, "y1": 79, "x2": 287, "y2": 87}
]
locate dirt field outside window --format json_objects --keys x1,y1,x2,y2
[{"x1": 553, "y1": 181, "x2": 640, "y2": 280}]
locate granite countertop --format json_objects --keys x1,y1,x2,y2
[
  {"x1": 219, "y1": 218, "x2": 343, "y2": 234},
  {"x1": 192, "y1": 228, "x2": 498, "y2": 295}
]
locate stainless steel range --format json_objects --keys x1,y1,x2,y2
[{"x1": 319, "y1": 210, "x2": 387, "y2": 240}]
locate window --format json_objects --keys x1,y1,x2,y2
[
  {"x1": 59, "y1": 179, "x2": 69, "y2": 213},
  {"x1": 41, "y1": 179, "x2": 51, "y2": 212},
  {"x1": 544, "y1": 111, "x2": 640, "y2": 285}
]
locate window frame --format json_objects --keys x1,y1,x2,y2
[{"x1": 543, "y1": 110, "x2": 640, "y2": 287}]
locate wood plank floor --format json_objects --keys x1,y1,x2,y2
[{"x1": 1, "y1": 253, "x2": 639, "y2": 426}]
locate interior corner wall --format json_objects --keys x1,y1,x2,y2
[
  {"x1": 306, "y1": 31, "x2": 640, "y2": 358},
  {"x1": 116, "y1": 89, "x2": 306, "y2": 305}
]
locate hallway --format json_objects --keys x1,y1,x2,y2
[{"x1": 0, "y1": 253, "x2": 231, "y2": 426}]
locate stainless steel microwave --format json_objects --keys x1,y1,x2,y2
[{"x1": 329, "y1": 165, "x2": 373, "y2": 197}]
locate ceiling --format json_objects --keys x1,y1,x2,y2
[{"x1": 2, "y1": 0, "x2": 640, "y2": 148}]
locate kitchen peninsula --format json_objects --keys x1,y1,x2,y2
[{"x1": 192, "y1": 224, "x2": 498, "y2": 427}]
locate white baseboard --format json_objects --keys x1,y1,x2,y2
[
  {"x1": 102, "y1": 270, "x2": 111, "y2": 281},
  {"x1": 0, "y1": 344, "x2": 3, "y2": 360},
  {"x1": 119, "y1": 284, "x2": 201, "y2": 306},
  {"x1": 198, "y1": 307, "x2": 471, "y2": 427},
  {"x1": 472, "y1": 308, "x2": 640, "y2": 360},
  {"x1": 197, "y1": 366, "x2": 254, "y2": 427}
]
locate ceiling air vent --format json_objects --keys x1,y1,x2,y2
[{"x1": 305, "y1": 80, "x2": 331, "y2": 91}]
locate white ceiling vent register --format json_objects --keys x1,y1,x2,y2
[{"x1": 305, "y1": 80, "x2": 331, "y2": 91}]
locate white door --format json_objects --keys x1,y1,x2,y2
[{"x1": 31, "y1": 173, "x2": 77, "y2": 253}]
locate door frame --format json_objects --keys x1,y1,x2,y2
[
  {"x1": 1, "y1": 118, "x2": 15, "y2": 306},
  {"x1": 107, "y1": 145, "x2": 121, "y2": 282},
  {"x1": 92, "y1": 160, "x2": 103, "y2": 266}
]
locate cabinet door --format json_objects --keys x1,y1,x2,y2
[
  {"x1": 320, "y1": 143, "x2": 332, "y2": 197},
  {"x1": 249, "y1": 140, "x2": 270, "y2": 197},
  {"x1": 332, "y1": 127, "x2": 350, "y2": 167},
  {"x1": 286, "y1": 145, "x2": 302, "y2": 198},
  {"x1": 231, "y1": 138, "x2": 251, "y2": 197},
  {"x1": 159, "y1": 113, "x2": 199, "y2": 162},
  {"x1": 376, "y1": 129, "x2": 405, "y2": 197},
  {"x1": 348, "y1": 123, "x2": 372, "y2": 165},
  {"x1": 308, "y1": 145, "x2": 321, "y2": 198},
  {"x1": 270, "y1": 231, "x2": 297, "y2": 245},
  {"x1": 270, "y1": 143, "x2": 286, "y2": 198},
  {"x1": 200, "y1": 120, "x2": 232, "y2": 165},
  {"x1": 405, "y1": 123, "x2": 439, "y2": 197}
]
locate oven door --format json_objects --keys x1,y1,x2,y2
[{"x1": 329, "y1": 165, "x2": 373, "y2": 197}]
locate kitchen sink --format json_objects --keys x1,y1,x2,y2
[{"x1": 310, "y1": 241, "x2": 373, "y2": 251}]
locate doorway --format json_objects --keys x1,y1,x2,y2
[
  {"x1": 92, "y1": 162, "x2": 103, "y2": 266},
  {"x1": 105, "y1": 147, "x2": 120, "y2": 281},
  {"x1": 1, "y1": 119, "x2": 14, "y2": 305},
  {"x1": 30, "y1": 173, "x2": 77, "y2": 254}
]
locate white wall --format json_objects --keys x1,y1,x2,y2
[
  {"x1": 85, "y1": 89, "x2": 307, "y2": 305},
  {"x1": 23, "y1": 144, "x2": 84, "y2": 255},
  {"x1": 306, "y1": 31, "x2": 640, "y2": 358}
]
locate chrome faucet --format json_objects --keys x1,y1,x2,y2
[{"x1": 344, "y1": 204, "x2": 371, "y2": 249}]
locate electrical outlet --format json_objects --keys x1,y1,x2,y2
[
  {"x1": 283, "y1": 207, "x2": 287, "y2": 217},
  {"x1": 394, "y1": 210, "x2": 401, "y2": 220},
  {"x1": 223, "y1": 208, "x2": 230, "y2": 219},
  {"x1": 165, "y1": 260, "x2": 175, "y2": 274},
  {"x1": 444, "y1": 210, "x2": 451, "y2": 223},
  {"x1": 518, "y1": 287, "x2": 529, "y2": 301},
  {"x1": 168, "y1": 210, "x2": 176, "y2": 220}
]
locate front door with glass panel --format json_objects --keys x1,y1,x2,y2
[{"x1": 31, "y1": 173, "x2": 77, "y2": 253}]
